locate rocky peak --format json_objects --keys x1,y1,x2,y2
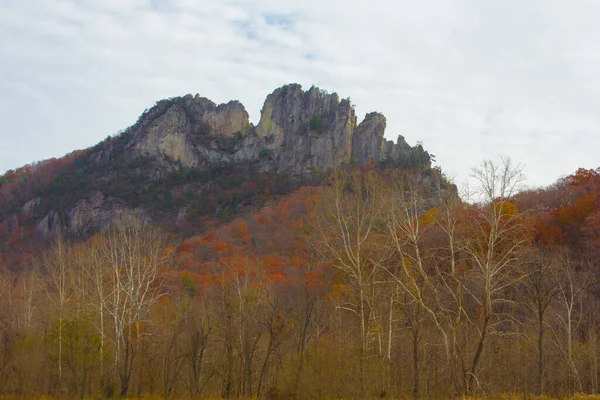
[
  {"x1": 353, "y1": 112, "x2": 387, "y2": 165},
  {"x1": 182, "y1": 95, "x2": 250, "y2": 137},
  {"x1": 256, "y1": 84, "x2": 355, "y2": 173},
  {"x1": 121, "y1": 83, "x2": 428, "y2": 175}
]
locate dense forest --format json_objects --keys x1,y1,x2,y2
[{"x1": 0, "y1": 153, "x2": 599, "y2": 399}]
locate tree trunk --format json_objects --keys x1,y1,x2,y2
[
  {"x1": 412, "y1": 322, "x2": 420, "y2": 400},
  {"x1": 467, "y1": 314, "x2": 490, "y2": 394},
  {"x1": 537, "y1": 301, "x2": 544, "y2": 395}
]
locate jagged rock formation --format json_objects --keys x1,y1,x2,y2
[
  {"x1": 127, "y1": 83, "x2": 427, "y2": 174},
  {"x1": 129, "y1": 96, "x2": 253, "y2": 169},
  {"x1": 66, "y1": 192, "x2": 150, "y2": 237},
  {"x1": 1, "y1": 83, "x2": 435, "y2": 239},
  {"x1": 256, "y1": 85, "x2": 356, "y2": 173}
]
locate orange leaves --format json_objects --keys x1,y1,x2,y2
[
  {"x1": 262, "y1": 254, "x2": 284, "y2": 268},
  {"x1": 556, "y1": 192, "x2": 596, "y2": 226},
  {"x1": 330, "y1": 283, "x2": 347, "y2": 299},
  {"x1": 237, "y1": 221, "x2": 250, "y2": 237},
  {"x1": 256, "y1": 214, "x2": 267, "y2": 226},
  {"x1": 163, "y1": 185, "x2": 328, "y2": 296},
  {"x1": 277, "y1": 201, "x2": 290, "y2": 219},
  {"x1": 202, "y1": 231, "x2": 217, "y2": 242},
  {"x1": 263, "y1": 255, "x2": 289, "y2": 283},
  {"x1": 216, "y1": 241, "x2": 229, "y2": 253},
  {"x1": 534, "y1": 221, "x2": 564, "y2": 246},
  {"x1": 567, "y1": 168, "x2": 600, "y2": 187},
  {"x1": 236, "y1": 221, "x2": 252, "y2": 244},
  {"x1": 178, "y1": 269, "x2": 212, "y2": 296},
  {"x1": 265, "y1": 268, "x2": 288, "y2": 282},
  {"x1": 178, "y1": 237, "x2": 202, "y2": 253}
]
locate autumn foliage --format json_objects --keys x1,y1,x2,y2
[{"x1": 0, "y1": 163, "x2": 599, "y2": 399}]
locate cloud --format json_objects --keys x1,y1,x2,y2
[{"x1": 0, "y1": 0, "x2": 599, "y2": 189}]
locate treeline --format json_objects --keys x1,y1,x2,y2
[{"x1": 0, "y1": 160, "x2": 599, "y2": 399}]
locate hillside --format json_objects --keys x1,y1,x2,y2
[
  {"x1": 0, "y1": 84, "x2": 438, "y2": 267},
  {"x1": 0, "y1": 158, "x2": 598, "y2": 398}
]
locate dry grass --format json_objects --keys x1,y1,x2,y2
[{"x1": 3, "y1": 395, "x2": 600, "y2": 400}]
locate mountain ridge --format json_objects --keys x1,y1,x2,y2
[
  {"x1": 0, "y1": 83, "x2": 438, "y2": 245},
  {"x1": 124, "y1": 83, "x2": 428, "y2": 174}
]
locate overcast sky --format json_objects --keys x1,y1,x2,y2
[{"x1": 1, "y1": 0, "x2": 599, "y2": 189}]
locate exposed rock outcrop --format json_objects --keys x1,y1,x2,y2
[
  {"x1": 37, "y1": 211, "x2": 62, "y2": 237},
  {"x1": 126, "y1": 83, "x2": 429, "y2": 174},
  {"x1": 256, "y1": 84, "x2": 356, "y2": 174},
  {"x1": 21, "y1": 198, "x2": 40, "y2": 218},
  {"x1": 67, "y1": 191, "x2": 149, "y2": 236},
  {"x1": 130, "y1": 95, "x2": 253, "y2": 169},
  {"x1": 132, "y1": 103, "x2": 200, "y2": 168},
  {"x1": 352, "y1": 112, "x2": 387, "y2": 165}
]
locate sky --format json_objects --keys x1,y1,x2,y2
[{"x1": 1, "y1": 0, "x2": 599, "y2": 189}]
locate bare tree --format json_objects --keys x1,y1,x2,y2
[
  {"x1": 523, "y1": 248, "x2": 561, "y2": 395},
  {"x1": 101, "y1": 218, "x2": 168, "y2": 395},
  {"x1": 40, "y1": 239, "x2": 73, "y2": 390},
  {"x1": 550, "y1": 251, "x2": 587, "y2": 394},
  {"x1": 463, "y1": 157, "x2": 529, "y2": 393},
  {"x1": 311, "y1": 168, "x2": 389, "y2": 396},
  {"x1": 381, "y1": 158, "x2": 528, "y2": 394},
  {"x1": 380, "y1": 170, "x2": 463, "y2": 397}
]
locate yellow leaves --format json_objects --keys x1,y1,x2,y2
[
  {"x1": 419, "y1": 207, "x2": 440, "y2": 225},
  {"x1": 162, "y1": 246, "x2": 176, "y2": 257},
  {"x1": 493, "y1": 200, "x2": 520, "y2": 219}
]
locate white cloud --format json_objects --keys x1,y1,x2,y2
[{"x1": 0, "y1": 0, "x2": 599, "y2": 188}]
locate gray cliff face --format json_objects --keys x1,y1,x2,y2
[
  {"x1": 37, "y1": 211, "x2": 62, "y2": 237},
  {"x1": 352, "y1": 112, "x2": 387, "y2": 165},
  {"x1": 130, "y1": 95, "x2": 253, "y2": 169},
  {"x1": 256, "y1": 84, "x2": 356, "y2": 174},
  {"x1": 67, "y1": 191, "x2": 150, "y2": 236},
  {"x1": 132, "y1": 103, "x2": 200, "y2": 168},
  {"x1": 184, "y1": 96, "x2": 250, "y2": 137},
  {"x1": 33, "y1": 192, "x2": 150, "y2": 238},
  {"x1": 126, "y1": 83, "x2": 428, "y2": 174}
]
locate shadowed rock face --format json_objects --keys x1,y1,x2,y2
[{"x1": 128, "y1": 83, "x2": 428, "y2": 174}]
